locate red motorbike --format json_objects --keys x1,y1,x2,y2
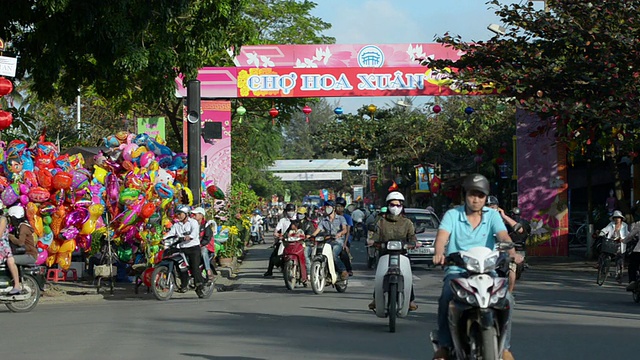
[{"x1": 283, "y1": 229, "x2": 307, "y2": 290}]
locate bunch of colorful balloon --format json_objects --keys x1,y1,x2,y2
[
  {"x1": 0, "y1": 137, "x2": 105, "y2": 269},
  {"x1": 96, "y1": 131, "x2": 192, "y2": 264}
]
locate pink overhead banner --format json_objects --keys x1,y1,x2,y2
[
  {"x1": 234, "y1": 43, "x2": 462, "y2": 68},
  {"x1": 175, "y1": 68, "x2": 238, "y2": 99}
]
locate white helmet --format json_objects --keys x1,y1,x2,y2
[
  {"x1": 386, "y1": 191, "x2": 405, "y2": 203},
  {"x1": 7, "y1": 205, "x2": 25, "y2": 219}
]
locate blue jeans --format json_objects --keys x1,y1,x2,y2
[
  {"x1": 201, "y1": 247, "x2": 212, "y2": 272},
  {"x1": 331, "y1": 239, "x2": 346, "y2": 273},
  {"x1": 437, "y1": 273, "x2": 513, "y2": 349},
  {"x1": 305, "y1": 243, "x2": 314, "y2": 277}
]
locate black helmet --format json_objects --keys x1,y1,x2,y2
[
  {"x1": 335, "y1": 197, "x2": 347, "y2": 207},
  {"x1": 285, "y1": 203, "x2": 295, "y2": 212},
  {"x1": 324, "y1": 200, "x2": 336, "y2": 207},
  {"x1": 487, "y1": 195, "x2": 499, "y2": 206},
  {"x1": 462, "y1": 173, "x2": 490, "y2": 196},
  {"x1": 511, "y1": 207, "x2": 521, "y2": 216}
]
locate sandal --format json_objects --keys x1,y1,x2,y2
[
  {"x1": 409, "y1": 301, "x2": 418, "y2": 311},
  {"x1": 432, "y1": 347, "x2": 450, "y2": 360},
  {"x1": 8, "y1": 287, "x2": 22, "y2": 295}
]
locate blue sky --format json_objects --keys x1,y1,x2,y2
[{"x1": 310, "y1": 0, "x2": 541, "y2": 112}]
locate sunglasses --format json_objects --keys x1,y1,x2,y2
[{"x1": 388, "y1": 204, "x2": 403, "y2": 208}]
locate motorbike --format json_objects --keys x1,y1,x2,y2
[
  {"x1": 282, "y1": 229, "x2": 307, "y2": 290},
  {"x1": 510, "y1": 221, "x2": 529, "y2": 280},
  {"x1": 250, "y1": 223, "x2": 265, "y2": 245},
  {"x1": 372, "y1": 240, "x2": 413, "y2": 333},
  {"x1": 309, "y1": 234, "x2": 347, "y2": 294},
  {"x1": 366, "y1": 230, "x2": 380, "y2": 269},
  {"x1": 151, "y1": 235, "x2": 214, "y2": 301},
  {"x1": 0, "y1": 260, "x2": 46, "y2": 313},
  {"x1": 430, "y1": 244, "x2": 514, "y2": 360}
]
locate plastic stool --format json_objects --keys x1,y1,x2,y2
[
  {"x1": 46, "y1": 269, "x2": 65, "y2": 283},
  {"x1": 64, "y1": 269, "x2": 78, "y2": 282}
]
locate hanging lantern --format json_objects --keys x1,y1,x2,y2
[
  {"x1": 269, "y1": 107, "x2": 279, "y2": 126},
  {"x1": 236, "y1": 105, "x2": 246, "y2": 124},
  {"x1": 367, "y1": 104, "x2": 377, "y2": 113},
  {"x1": 496, "y1": 157, "x2": 505, "y2": 165},
  {"x1": 465, "y1": 106, "x2": 475, "y2": 115},
  {"x1": 475, "y1": 147, "x2": 484, "y2": 155},
  {"x1": 334, "y1": 107, "x2": 344, "y2": 115},
  {"x1": 498, "y1": 147, "x2": 507, "y2": 155},
  {"x1": 432, "y1": 105, "x2": 442, "y2": 114},
  {"x1": 0, "y1": 77, "x2": 13, "y2": 97},
  {"x1": 302, "y1": 105, "x2": 312, "y2": 123},
  {"x1": 0, "y1": 110, "x2": 13, "y2": 130}
]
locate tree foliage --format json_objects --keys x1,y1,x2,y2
[{"x1": 427, "y1": 0, "x2": 640, "y2": 156}]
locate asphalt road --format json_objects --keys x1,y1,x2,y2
[{"x1": 2, "y1": 235, "x2": 639, "y2": 360}]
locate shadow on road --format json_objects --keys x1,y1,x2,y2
[{"x1": 182, "y1": 353, "x2": 266, "y2": 360}]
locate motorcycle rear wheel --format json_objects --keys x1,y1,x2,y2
[
  {"x1": 388, "y1": 283, "x2": 398, "y2": 333},
  {"x1": 5, "y1": 275, "x2": 40, "y2": 313},
  {"x1": 151, "y1": 265, "x2": 175, "y2": 301},
  {"x1": 310, "y1": 261, "x2": 325, "y2": 294},
  {"x1": 633, "y1": 290, "x2": 640, "y2": 303},
  {"x1": 284, "y1": 260, "x2": 296, "y2": 290}
]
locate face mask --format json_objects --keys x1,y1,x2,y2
[
  {"x1": 388, "y1": 206, "x2": 402, "y2": 216},
  {"x1": 325, "y1": 207, "x2": 334, "y2": 215},
  {"x1": 287, "y1": 211, "x2": 295, "y2": 219},
  {"x1": 297, "y1": 214, "x2": 305, "y2": 220}
]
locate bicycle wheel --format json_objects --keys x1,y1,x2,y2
[
  {"x1": 575, "y1": 225, "x2": 587, "y2": 246},
  {"x1": 596, "y1": 255, "x2": 610, "y2": 286}
]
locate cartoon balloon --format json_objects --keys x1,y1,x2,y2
[
  {"x1": 36, "y1": 249, "x2": 48, "y2": 265},
  {"x1": 65, "y1": 207, "x2": 89, "y2": 228},
  {"x1": 26, "y1": 202, "x2": 44, "y2": 237},
  {"x1": 1, "y1": 184, "x2": 20, "y2": 206},
  {"x1": 53, "y1": 171, "x2": 73, "y2": 190},
  {"x1": 58, "y1": 238, "x2": 76, "y2": 253},
  {"x1": 93, "y1": 165, "x2": 108, "y2": 184},
  {"x1": 56, "y1": 252, "x2": 72, "y2": 270},
  {"x1": 81, "y1": 204, "x2": 104, "y2": 235},
  {"x1": 28, "y1": 187, "x2": 51, "y2": 203}
]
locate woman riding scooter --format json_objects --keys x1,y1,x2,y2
[{"x1": 368, "y1": 191, "x2": 419, "y2": 311}]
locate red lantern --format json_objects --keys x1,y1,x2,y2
[
  {"x1": 302, "y1": 105, "x2": 312, "y2": 123},
  {"x1": 498, "y1": 147, "x2": 507, "y2": 155},
  {"x1": 432, "y1": 105, "x2": 442, "y2": 114},
  {"x1": 269, "y1": 107, "x2": 279, "y2": 125},
  {"x1": 496, "y1": 157, "x2": 505, "y2": 165},
  {"x1": 0, "y1": 77, "x2": 13, "y2": 97},
  {"x1": 0, "y1": 110, "x2": 13, "y2": 130},
  {"x1": 475, "y1": 147, "x2": 484, "y2": 155}
]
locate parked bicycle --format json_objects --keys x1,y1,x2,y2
[{"x1": 596, "y1": 237, "x2": 623, "y2": 286}]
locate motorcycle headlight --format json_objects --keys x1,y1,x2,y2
[
  {"x1": 483, "y1": 253, "x2": 499, "y2": 272},
  {"x1": 387, "y1": 241, "x2": 403, "y2": 251},
  {"x1": 489, "y1": 278, "x2": 508, "y2": 306},
  {"x1": 463, "y1": 255, "x2": 481, "y2": 273},
  {"x1": 451, "y1": 280, "x2": 477, "y2": 305}
]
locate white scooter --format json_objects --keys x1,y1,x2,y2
[
  {"x1": 309, "y1": 235, "x2": 347, "y2": 294},
  {"x1": 373, "y1": 240, "x2": 413, "y2": 332},
  {"x1": 430, "y1": 244, "x2": 514, "y2": 360}
]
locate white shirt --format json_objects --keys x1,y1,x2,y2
[
  {"x1": 275, "y1": 217, "x2": 292, "y2": 236},
  {"x1": 164, "y1": 217, "x2": 200, "y2": 249},
  {"x1": 600, "y1": 221, "x2": 629, "y2": 253},
  {"x1": 251, "y1": 215, "x2": 263, "y2": 225}
]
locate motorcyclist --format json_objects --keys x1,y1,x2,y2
[
  {"x1": 432, "y1": 174, "x2": 522, "y2": 360},
  {"x1": 311, "y1": 200, "x2": 349, "y2": 280},
  {"x1": 487, "y1": 196, "x2": 527, "y2": 292},
  {"x1": 163, "y1": 205, "x2": 208, "y2": 291},
  {"x1": 264, "y1": 203, "x2": 296, "y2": 277},
  {"x1": 250, "y1": 209, "x2": 265, "y2": 244},
  {"x1": 368, "y1": 191, "x2": 419, "y2": 311},
  {"x1": 7, "y1": 205, "x2": 37, "y2": 266},
  {"x1": 335, "y1": 197, "x2": 354, "y2": 276},
  {"x1": 191, "y1": 207, "x2": 217, "y2": 281},
  {"x1": 621, "y1": 220, "x2": 640, "y2": 291},
  {"x1": 1, "y1": 206, "x2": 27, "y2": 295},
  {"x1": 351, "y1": 205, "x2": 366, "y2": 241}
]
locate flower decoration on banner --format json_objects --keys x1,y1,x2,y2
[
  {"x1": 498, "y1": 147, "x2": 508, "y2": 155},
  {"x1": 432, "y1": 105, "x2": 442, "y2": 114},
  {"x1": 302, "y1": 105, "x2": 312, "y2": 123},
  {"x1": 495, "y1": 157, "x2": 505, "y2": 165},
  {"x1": 465, "y1": 106, "x2": 475, "y2": 115},
  {"x1": 334, "y1": 107, "x2": 344, "y2": 115}
]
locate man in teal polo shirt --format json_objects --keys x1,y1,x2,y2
[{"x1": 431, "y1": 174, "x2": 523, "y2": 360}]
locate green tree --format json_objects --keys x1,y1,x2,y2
[{"x1": 427, "y1": 0, "x2": 640, "y2": 211}]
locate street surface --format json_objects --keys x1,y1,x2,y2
[{"x1": 2, "y1": 234, "x2": 639, "y2": 360}]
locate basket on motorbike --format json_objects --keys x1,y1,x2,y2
[{"x1": 600, "y1": 238, "x2": 620, "y2": 255}]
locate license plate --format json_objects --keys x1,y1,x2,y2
[{"x1": 409, "y1": 247, "x2": 434, "y2": 255}]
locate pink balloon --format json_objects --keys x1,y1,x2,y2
[
  {"x1": 139, "y1": 151, "x2": 155, "y2": 168},
  {"x1": 60, "y1": 226, "x2": 80, "y2": 241},
  {"x1": 19, "y1": 195, "x2": 29, "y2": 206},
  {"x1": 36, "y1": 249, "x2": 48, "y2": 265},
  {"x1": 65, "y1": 208, "x2": 89, "y2": 228}
]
